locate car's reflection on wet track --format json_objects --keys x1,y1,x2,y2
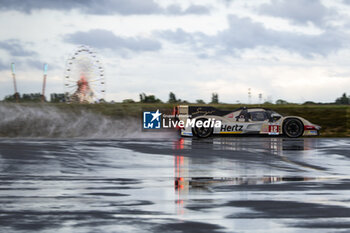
[
  {"x1": 171, "y1": 137, "x2": 350, "y2": 231},
  {"x1": 0, "y1": 137, "x2": 350, "y2": 232}
]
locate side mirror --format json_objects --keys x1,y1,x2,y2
[{"x1": 270, "y1": 113, "x2": 282, "y2": 122}]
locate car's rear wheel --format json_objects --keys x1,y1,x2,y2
[
  {"x1": 283, "y1": 118, "x2": 304, "y2": 138},
  {"x1": 193, "y1": 118, "x2": 213, "y2": 138}
]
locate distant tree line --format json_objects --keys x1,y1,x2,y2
[
  {"x1": 139, "y1": 93, "x2": 162, "y2": 103},
  {"x1": 2, "y1": 92, "x2": 350, "y2": 105},
  {"x1": 3, "y1": 92, "x2": 44, "y2": 102},
  {"x1": 274, "y1": 93, "x2": 350, "y2": 105},
  {"x1": 2, "y1": 92, "x2": 68, "y2": 103},
  {"x1": 133, "y1": 92, "x2": 220, "y2": 104},
  {"x1": 335, "y1": 93, "x2": 350, "y2": 105}
]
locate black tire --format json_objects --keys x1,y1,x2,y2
[
  {"x1": 193, "y1": 118, "x2": 213, "y2": 138},
  {"x1": 283, "y1": 118, "x2": 304, "y2": 138}
]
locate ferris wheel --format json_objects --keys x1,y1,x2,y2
[{"x1": 64, "y1": 45, "x2": 106, "y2": 103}]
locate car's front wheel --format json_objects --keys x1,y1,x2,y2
[
  {"x1": 283, "y1": 118, "x2": 304, "y2": 138},
  {"x1": 193, "y1": 118, "x2": 213, "y2": 138}
]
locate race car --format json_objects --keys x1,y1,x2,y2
[{"x1": 174, "y1": 105, "x2": 321, "y2": 138}]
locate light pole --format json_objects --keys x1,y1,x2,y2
[
  {"x1": 259, "y1": 93, "x2": 262, "y2": 104},
  {"x1": 42, "y1": 64, "x2": 48, "y2": 102},
  {"x1": 11, "y1": 63, "x2": 19, "y2": 103},
  {"x1": 248, "y1": 88, "x2": 251, "y2": 105}
]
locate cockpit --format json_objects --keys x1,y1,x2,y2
[{"x1": 234, "y1": 108, "x2": 282, "y2": 122}]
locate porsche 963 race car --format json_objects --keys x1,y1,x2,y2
[{"x1": 174, "y1": 105, "x2": 320, "y2": 138}]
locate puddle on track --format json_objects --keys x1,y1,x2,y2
[{"x1": 0, "y1": 137, "x2": 350, "y2": 232}]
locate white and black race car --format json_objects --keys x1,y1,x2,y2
[{"x1": 174, "y1": 105, "x2": 321, "y2": 138}]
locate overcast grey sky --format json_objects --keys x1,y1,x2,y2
[{"x1": 0, "y1": 0, "x2": 350, "y2": 103}]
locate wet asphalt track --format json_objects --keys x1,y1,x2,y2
[{"x1": 0, "y1": 137, "x2": 350, "y2": 232}]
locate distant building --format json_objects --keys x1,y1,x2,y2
[{"x1": 50, "y1": 93, "x2": 66, "y2": 103}]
